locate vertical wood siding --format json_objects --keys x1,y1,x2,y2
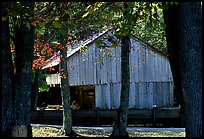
[{"x1": 46, "y1": 33, "x2": 174, "y2": 109}]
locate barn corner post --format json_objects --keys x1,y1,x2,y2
[{"x1": 12, "y1": 2, "x2": 34, "y2": 137}]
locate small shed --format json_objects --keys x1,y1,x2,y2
[{"x1": 43, "y1": 30, "x2": 174, "y2": 109}]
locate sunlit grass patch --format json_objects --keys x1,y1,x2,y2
[{"x1": 32, "y1": 126, "x2": 185, "y2": 137}]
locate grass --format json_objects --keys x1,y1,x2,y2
[{"x1": 32, "y1": 126, "x2": 185, "y2": 137}]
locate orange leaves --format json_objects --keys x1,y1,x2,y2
[
  {"x1": 10, "y1": 46, "x2": 15, "y2": 53},
  {"x1": 49, "y1": 67, "x2": 55, "y2": 71},
  {"x1": 60, "y1": 68, "x2": 67, "y2": 79},
  {"x1": 58, "y1": 44, "x2": 65, "y2": 50},
  {"x1": 47, "y1": 48, "x2": 53, "y2": 56},
  {"x1": 10, "y1": 39, "x2": 15, "y2": 53},
  {"x1": 32, "y1": 56, "x2": 46, "y2": 70}
]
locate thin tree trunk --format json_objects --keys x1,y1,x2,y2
[
  {"x1": 12, "y1": 2, "x2": 34, "y2": 137},
  {"x1": 31, "y1": 69, "x2": 41, "y2": 111},
  {"x1": 2, "y1": 10, "x2": 14, "y2": 137},
  {"x1": 177, "y1": 2, "x2": 202, "y2": 137},
  {"x1": 111, "y1": 36, "x2": 130, "y2": 137},
  {"x1": 58, "y1": 31, "x2": 77, "y2": 137},
  {"x1": 111, "y1": 3, "x2": 131, "y2": 137}
]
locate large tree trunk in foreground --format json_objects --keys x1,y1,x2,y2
[
  {"x1": 162, "y1": 3, "x2": 184, "y2": 127},
  {"x1": 111, "y1": 35, "x2": 130, "y2": 137},
  {"x1": 12, "y1": 2, "x2": 34, "y2": 137},
  {"x1": 177, "y1": 2, "x2": 202, "y2": 137},
  {"x1": 163, "y1": 2, "x2": 202, "y2": 137},
  {"x1": 2, "y1": 9, "x2": 14, "y2": 137}
]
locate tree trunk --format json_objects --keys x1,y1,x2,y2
[
  {"x1": 2, "y1": 10, "x2": 14, "y2": 137},
  {"x1": 58, "y1": 32, "x2": 77, "y2": 137},
  {"x1": 31, "y1": 69, "x2": 41, "y2": 111},
  {"x1": 111, "y1": 3, "x2": 131, "y2": 137},
  {"x1": 177, "y1": 2, "x2": 202, "y2": 137},
  {"x1": 163, "y1": 2, "x2": 202, "y2": 137},
  {"x1": 111, "y1": 35, "x2": 130, "y2": 137},
  {"x1": 12, "y1": 2, "x2": 34, "y2": 137},
  {"x1": 162, "y1": 3, "x2": 185, "y2": 127}
]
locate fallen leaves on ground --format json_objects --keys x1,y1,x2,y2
[{"x1": 32, "y1": 126, "x2": 185, "y2": 137}]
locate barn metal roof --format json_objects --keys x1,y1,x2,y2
[
  {"x1": 41, "y1": 29, "x2": 109, "y2": 69},
  {"x1": 41, "y1": 29, "x2": 168, "y2": 69}
]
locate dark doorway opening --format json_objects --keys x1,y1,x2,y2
[
  {"x1": 37, "y1": 85, "x2": 95, "y2": 110},
  {"x1": 70, "y1": 86, "x2": 95, "y2": 110}
]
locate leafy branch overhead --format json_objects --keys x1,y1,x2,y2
[{"x1": 81, "y1": 2, "x2": 168, "y2": 54}]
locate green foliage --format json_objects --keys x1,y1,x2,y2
[
  {"x1": 39, "y1": 74, "x2": 50, "y2": 92},
  {"x1": 132, "y1": 2, "x2": 167, "y2": 54},
  {"x1": 82, "y1": 2, "x2": 167, "y2": 54}
]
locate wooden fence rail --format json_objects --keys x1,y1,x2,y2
[{"x1": 31, "y1": 107, "x2": 181, "y2": 127}]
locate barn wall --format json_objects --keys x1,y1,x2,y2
[
  {"x1": 95, "y1": 82, "x2": 174, "y2": 109},
  {"x1": 67, "y1": 37, "x2": 173, "y2": 86},
  {"x1": 46, "y1": 34, "x2": 174, "y2": 109}
]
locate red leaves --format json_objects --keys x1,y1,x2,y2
[
  {"x1": 36, "y1": 34, "x2": 41, "y2": 39},
  {"x1": 60, "y1": 68, "x2": 67, "y2": 79},
  {"x1": 70, "y1": 66, "x2": 75, "y2": 70},
  {"x1": 32, "y1": 56, "x2": 46, "y2": 70}
]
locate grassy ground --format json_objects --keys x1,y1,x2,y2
[{"x1": 32, "y1": 126, "x2": 185, "y2": 137}]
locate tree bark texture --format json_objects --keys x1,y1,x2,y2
[
  {"x1": 163, "y1": 2, "x2": 202, "y2": 137},
  {"x1": 2, "y1": 12, "x2": 14, "y2": 137},
  {"x1": 162, "y1": 3, "x2": 185, "y2": 126},
  {"x1": 59, "y1": 32, "x2": 75, "y2": 136},
  {"x1": 31, "y1": 69, "x2": 41, "y2": 111},
  {"x1": 12, "y1": 2, "x2": 34, "y2": 137},
  {"x1": 111, "y1": 35, "x2": 130, "y2": 137},
  {"x1": 111, "y1": 3, "x2": 131, "y2": 137},
  {"x1": 59, "y1": 49, "x2": 73, "y2": 135},
  {"x1": 177, "y1": 2, "x2": 202, "y2": 137}
]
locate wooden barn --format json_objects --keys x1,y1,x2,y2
[{"x1": 42, "y1": 30, "x2": 174, "y2": 110}]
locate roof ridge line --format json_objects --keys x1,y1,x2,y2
[{"x1": 66, "y1": 29, "x2": 110, "y2": 58}]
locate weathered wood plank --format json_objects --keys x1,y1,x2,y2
[
  {"x1": 135, "y1": 82, "x2": 140, "y2": 109},
  {"x1": 104, "y1": 84, "x2": 111, "y2": 109},
  {"x1": 138, "y1": 45, "x2": 145, "y2": 82},
  {"x1": 95, "y1": 47, "x2": 100, "y2": 84},
  {"x1": 84, "y1": 47, "x2": 89, "y2": 85},
  {"x1": 116, "y1": 47, "x2": 121, "y2": 82},
  {"x1": 95, "y1": 85, "x2": 102, "y2": 108},
  {"x1": 111, "y1": 48, "x2": 117, "y2": 83},
  {"x1": 129, "y1": 82, "x2": 136, "y2": 108},
  {"x1": 88, "y1": 45, "x2": 93, "y2": 84},
  {"x1": 93, "y1": 44, "x2": 97, "y2": 84},
  {"x1": 75, "y1": 52, "x2": 80, "y2": 85},
  {"x1": 147, "y1": 82, "x2": 154, "y2": 108},
  {"x1": 138, "y1": 82, "x2": 144, "y2": 108},
  {"x1": 169, "y1": 82, "x2": 174, "y2": 107}
]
